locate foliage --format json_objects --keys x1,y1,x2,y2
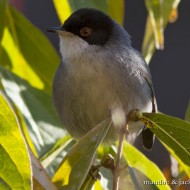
[
  {"x1": 0, "y1": 92, "x2": 31, "y2": 190},
  {"x1": 143, "y1": 0, "x2": 180, "y2": 63},
  {"x1": 0, "y1": 0, "x2": 189, "y2": 190}
]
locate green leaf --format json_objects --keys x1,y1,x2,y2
[
  {"x1": 53, "y1": 0, "x2": 124, "y2": 25},
  {"x1": 0, "y1": 3, "x2": 65, "y2": 157},
  {"x1": 40, "y1": 135, "x2": 72, "y2": 165},
  {"x1": 79, "y1": 170, "x2": 98, "y2": 190},
  {"x1": 68, "y1": 0, "x2": 107, "y2": 12},
  {"x1": 185, "y1": 100, "x2": 190, "y2": 122},
  {"x1": 14, "y1": 105, "x2": 38, "y2": 157},
  {"x1": 0, "y1": 91, "x2": 31, "y2": 190},
  {"x1": 142, "y1": 0, "x2": 181, "y2": 63},
  {"x1": 0, "y1": 0, "x2": 7, "y2": 41},
  {"x1": 142, "y1": 113, "x2": 190, "y2": 175},
  {"x1": 164, "y1": 144, "x2": 190, "y2": 177},
  {"x1": 52, "y1": 119, "x2": 112, "y2": 190},
  {"x1": 145, "y1": 0, "x2": 164, "y2": 50},
  {"x1": 45, "y1": 139, "x2": 76, "y2": 177},
  {"x1": 1, "y1": 5, "x2": 59, "y2": 93},
  {"x1": 0, "y1": 66, "x2": 66, "y2": 156},
  {"x1": 123, "y1": 141, "x2": 171, "y2": 190},
  {"x1": 53, "y1": 0, "x2": 72, "y2": 23},
  {"x1": 40, "y1": 136, "x2": 75, "y2": 177},
  {"x1": 107, "y1": 0, "x2": 124, "y2": 25},
  {"x1": 141, "y1": 17, "x2": 156, "y2": 64}
]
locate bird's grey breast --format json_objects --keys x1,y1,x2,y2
[
  {"x1": 53, "y1": 54, "x2": 118, "y2": 137},
  {"x1": 53, "y1": 47, "x2": 152, "y2": 138}
]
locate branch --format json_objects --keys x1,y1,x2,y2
[{"x1": 113, "y1": 120, "x2": 129, "y2": 190}]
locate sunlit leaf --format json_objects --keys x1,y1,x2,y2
[
  {"x1": 52, "y1": 119, "x2": 112, "y2": 190},
  {"x1": 107, "y1": 0, "x2": 124, "y2": 25},
  {"x1": 142, "y1": 16, "x2": 156, "y2": 64},
  {"x1": 145, "y1": 0, "x2": 164, "y2": 50},
  {"x1": 141, "y1": 113, "x2": 190, "y2": 174},
  {"x1": 0, "y1": 91, "x2": 31, "y2": 190},
  {"x1": 0, "y1": 66, "x2": 65, "y2": 156},
  {"x1": 1, "y1": 27, "x2": 43, "y2": 89},
  {"x1": 142, "y1": 0, "x2": 181, "y2": 63},
  {"x1": 1, "y1": 5, "x2": 59, "y2": 93},
  {"x1": 53, "y1": 0, "x2": 124, "y2": 25},
  {"x1": 40, "y1": 135, "x2": 75, "y2": 177},
  {"x1": 14, "y1": 106, "x2": 38, "y2": 156},
  {"x1": 94, "y1": 180, "x2": 103, "y2": 190},
  {"x1": 0, "y1": 4, "x2": 65, "y2": 157},
  {"x1": 123, "y1": 141, "x2": 171, "y2": 190},
  {"x1": 53, "y1": 0, "x2": 72, "y2": 23},
  {"x1": 45, "y1": 140, "x2": 76, "y2": 177}
]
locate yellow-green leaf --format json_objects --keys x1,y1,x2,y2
[
  {"x1": 14, "y1": 106, "x2": 38, "y2": 157},
  {"x1": 0, "y1": 66, "x2": 65, "y2": 156},
  {"x1": 40, "y1": 135, "x2": 72, "y2": 168},
  {"x1": 185, "y1": 100, "x2": 190, "y2": 122},
  {"x1": 142, "y1": 113, "x2": 190, "y2": 175},
  {"x1": 53, "y1": 0, "x2": 72, "y2": 23},
  {"x1": 0, "y1": 91, "x2": 31, "y2": 190},
  {"x1": 1, "y1": 5, "x2": 59, "y2": 93},
  {"x1": 0, "y1": 3, "x2": 65, "y2": 157},
  {"x1": 143, "y1": 0, "x2": 181, "y2": 63},
  {"x1": 94, "y1": 180, "x2": 103, "y2": 190},
  {"x1": 123, "y1": 141, "x2": 171, "y2": 190},
  {"x1": 107, "y1": 0, "x2": 124, "y2": 25},
  {"x1": 0, "y1": 0, "x2": 7, "y2": 41},
  {"x1": 145, "y1": 0, "x2": 164, "y2": 50},
  {"x1": 52, "y1": 119, "x2": 112, "y2": 190},
  {"x1": 67, "y1": 0, "x2": 107, "y2": 12},
  {"x1": 164, "y1": 144, "x2": 190, "y2": 177},
  {"x1": 53, "y1": 0, "x2": 124, "y2": 25}
]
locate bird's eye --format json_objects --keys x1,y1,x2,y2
[{"x1": 80, "y1": 27, "x2": 92, "y2": 37}]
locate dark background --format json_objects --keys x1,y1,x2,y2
[{"x1": 11, "y1": 0, "x2": 190, "y2": 170}]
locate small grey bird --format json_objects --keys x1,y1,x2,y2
[{"x1": 47, "y1": 8, "x2": 157, "y2": 150}]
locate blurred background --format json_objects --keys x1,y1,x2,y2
[{"x1": 9, "y1": 0, "x2": 190, "y2": 174}]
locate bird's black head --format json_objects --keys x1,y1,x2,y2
[{"x1": 61, "y1": 8, "x2": 114, "y2": 45}]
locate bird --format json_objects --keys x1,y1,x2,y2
[{"x1": 47, "y1": 8, "x2": 157, "y2": 150}]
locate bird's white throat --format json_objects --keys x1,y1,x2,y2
[{"x1": 59, "y1": 33, "x2": 89, "y2": 61}]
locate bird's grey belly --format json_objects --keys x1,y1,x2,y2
[
  {"x1": 53, "y1": 63, "x2": 151, "y2": 140},
  {"x1": 53, "y1": 72, "x2": 116, "y2": 138}
]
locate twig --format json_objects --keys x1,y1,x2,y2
[{"x1": 113, "y1": 120, "x2": 129, "y2": 190}]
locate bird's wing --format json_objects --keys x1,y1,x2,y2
[
  {"x1": 129, "y1": 48, "x2": 157, "y2": 150},
  {"x1": 142, "y1": 76, "x2": 157, "y2": 150}
]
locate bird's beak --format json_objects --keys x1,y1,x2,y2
[{"x1": 46, "y1": 26, "x2": 64, "y2": 33}]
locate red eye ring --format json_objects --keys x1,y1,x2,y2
[{"x1": 80, "y1": 27, "x2": 92, "y2": 36}]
